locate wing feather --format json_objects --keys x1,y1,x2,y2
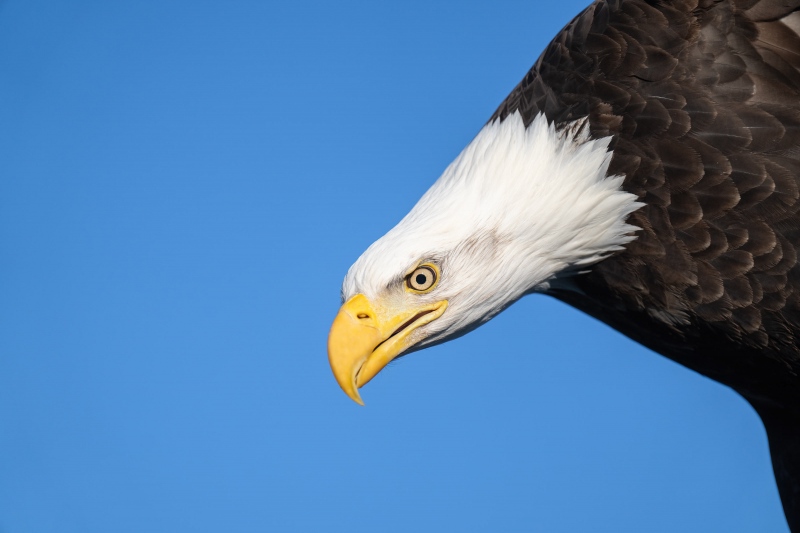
[{"x1": 489, "y1": 2, "x2": 800, "y2": 527}]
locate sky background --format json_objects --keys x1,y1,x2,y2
[{"x1": 0, "y1": 1, "x2": 790, "y2": 532}]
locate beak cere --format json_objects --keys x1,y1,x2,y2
[{"x1": 327, "y1": 294, "x2": 448, "y2": 405}]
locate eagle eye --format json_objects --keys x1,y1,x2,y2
[{"x1": 406, "y1": 264, "x2": 438, "y2": 293}]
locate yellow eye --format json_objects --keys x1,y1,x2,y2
[{"x1": 406, "y1": 264, "x2": 438, "y2": 293}]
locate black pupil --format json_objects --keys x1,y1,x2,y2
[{"x1": 415, "y1": 273, "x2": 428, "y2": 286}]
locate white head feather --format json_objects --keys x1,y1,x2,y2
[{"x1": 342, "y1": 112, "x2": 643, "y2": 350}]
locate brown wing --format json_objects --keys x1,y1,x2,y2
[
  {"x1": 491, "y1": 0, "x2": 800, "y2": 400},
  {"x1": 490, "y1": 1, "x2": 800, "y2": 528}
]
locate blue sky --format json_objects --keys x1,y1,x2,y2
[{"x1": 0, "y1": 1, "x2": 789, "y2": 532}]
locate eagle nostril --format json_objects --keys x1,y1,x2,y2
[{"x1": 357, "y1": 313, "x2": 370, "y2": 320}]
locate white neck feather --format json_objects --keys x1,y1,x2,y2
[{"x1": 404, "y1": 112, "x2": 641, "y2": 275}]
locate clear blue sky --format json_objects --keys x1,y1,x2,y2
[{"x1": 0, "y1": 1, "x2": 789, "y2": 532}]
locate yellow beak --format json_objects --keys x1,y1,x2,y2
[{"x1": 327, "y1": 294, "x2": 448, "y2": 405}]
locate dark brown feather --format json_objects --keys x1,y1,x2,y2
[{"x1": 488, "y1": 0, "x2": 800, "y2": 527}]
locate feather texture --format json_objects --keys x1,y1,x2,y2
[{"x1": 489, "y1": 0, "x2": 800, "y2": 528}]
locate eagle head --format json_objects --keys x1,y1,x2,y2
[{"x1": 328, "y1": 113, "x2": 642, "y2": 404}]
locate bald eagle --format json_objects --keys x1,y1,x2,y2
[{"x1": 327, "y1": 0, "x2": 800, "y2": 529}]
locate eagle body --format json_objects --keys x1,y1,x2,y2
[{"x1": 328, "y1": 0, "x2": 800, "y2": 529}]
